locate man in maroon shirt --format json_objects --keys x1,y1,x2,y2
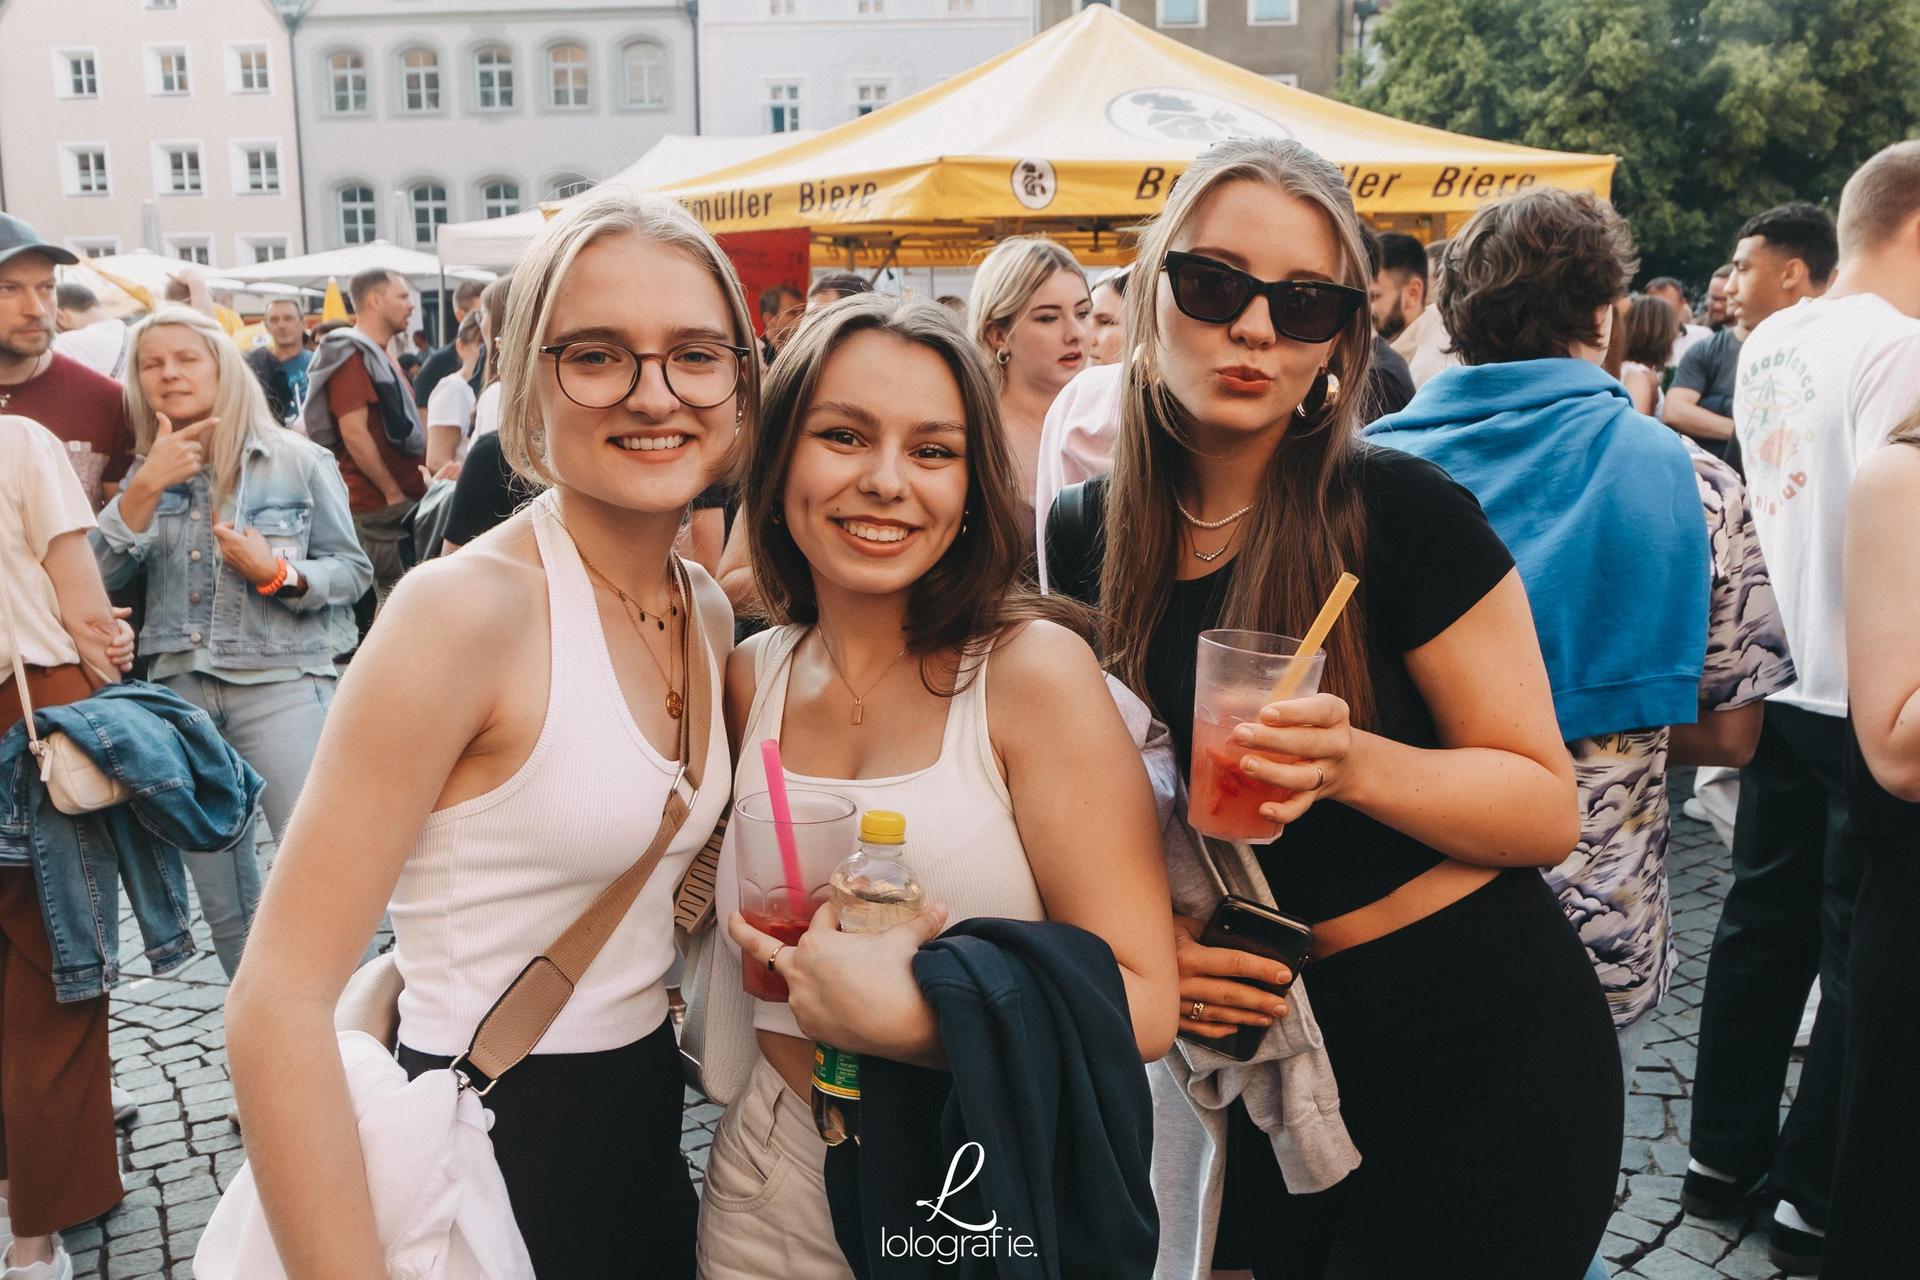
[{"x1": 0, "y1": 214, "x2": 134, "y2": 510}]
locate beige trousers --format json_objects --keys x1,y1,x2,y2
[{"x1": 696, "y1": 1057, "x2": 857, "y2": 1280}]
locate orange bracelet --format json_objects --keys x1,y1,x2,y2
[{"x1": 256, "y1": 557, "x2": 289, "y2": 596}]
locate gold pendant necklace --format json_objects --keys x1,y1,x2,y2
[
  {"x1": 566, "y1": 528, "x2": 685, "y2": 720},
  {"x1": 818, "y1": 631, "x2": 910, "y2": 726}
]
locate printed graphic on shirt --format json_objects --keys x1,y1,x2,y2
[
  {"x1": 63, "y1": 441, "x2": 108, "y2": 509},
  {"x1": 1736, "y1": 345, "x2": 1818, "y2": 518},
  {"x1": 1548, "y1": 447, "x2": 1794, "y2": 1026}
]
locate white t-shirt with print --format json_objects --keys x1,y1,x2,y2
[
  {"x1": 1733, "y1": 292, "x2": 1920, "y2": 717},
  {"x1": 0, "y1": 415, "x2": 98, "y2": 674}
]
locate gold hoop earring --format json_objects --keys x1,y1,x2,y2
[
  {"x1": 995, "y1": 348, "x2": 1010, "y2": 367},
  {"x1": 1295, "y1": 366, "x2": 1336, "y2": 420}
]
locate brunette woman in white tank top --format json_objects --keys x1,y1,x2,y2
[
  {"x1": 695, "y1": 295, "x2": 1179, "y2": 1279},
  {"x1": 224, "y1": 194, "x2": 760, "y2": 1278}
]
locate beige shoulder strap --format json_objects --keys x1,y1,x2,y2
[{"x1": 457, "y1": 555, "x2": 713, "y2": 1089}]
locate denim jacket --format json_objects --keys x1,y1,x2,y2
[
  {"x1": 92, "y1": 432, "x2": 372, "y2": 671},
  {"x1": 0, "y1": 681, "x2": 264, "y2": 1002}
]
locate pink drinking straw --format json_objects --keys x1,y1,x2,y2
[{"x1": 759, "y1": 740, "x2": 810, "y2": 918}]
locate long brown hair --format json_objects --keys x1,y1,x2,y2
[
  {"x1": 1101, "y1": 136, "x2": 1377, "y2": 727},
  {"x1": 741, "y1": 293, "x2": 1086, "y2": 691}
]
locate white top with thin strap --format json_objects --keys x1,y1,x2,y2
[
  {"x1": 389, "y1": 490, "x2": 731, "y2": 1056},
  {"x1": 717, "y1": 623, "x2": 1045, "y2": 1039}
]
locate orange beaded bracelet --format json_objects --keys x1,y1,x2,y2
[{"x1": 255, "y1": 556, "x2": 289, "y2": 596}]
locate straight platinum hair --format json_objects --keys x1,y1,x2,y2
[
  {"x1": 123, "y1": 305, "x2": 286, "y2": 513},
  {"x1": 967, "y1": 236, "x2": 1087, "y2": 389}
]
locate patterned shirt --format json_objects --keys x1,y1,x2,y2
[{"x1": 1548, "y1": 441, "x2": 1795, "y2": 1027}]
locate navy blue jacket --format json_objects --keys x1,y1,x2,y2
[
  {"x1": 0, "y1": 680, "x2": 263, "y2": 1001},
  {"x1": 826, "y1": 918, "x2": 1158, "y2": 1280}
]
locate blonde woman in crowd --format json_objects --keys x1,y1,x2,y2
[{"x1": 225, "y1": 192, "x2": 751, "y2": 1276}]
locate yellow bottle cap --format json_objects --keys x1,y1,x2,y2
[{"x1": 859, "y1": 810, "x2": 907, "y2": 844}]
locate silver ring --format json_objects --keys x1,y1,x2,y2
[
  {"x1": 766, "y1": 944, "x2": 788, "y2": 973},
  {"x1": 1191, "y1": 1000, "x2": 1206, "y2": 1022}
]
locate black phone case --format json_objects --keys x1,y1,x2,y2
[{"x1": 1180, "y1": 895, "x2": 1315, "y2": 1063}]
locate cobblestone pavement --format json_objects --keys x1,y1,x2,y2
[{"x1": 76, "y1": 772, "x2": 1808, "y2": 1278}]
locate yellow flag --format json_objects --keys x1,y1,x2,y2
[{"x1": 321, "y1": 278, "x2": 349, "y2": 323}]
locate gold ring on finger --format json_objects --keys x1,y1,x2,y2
[
  {"x1": 1312, "y1": 764, "x2": 1326, "y2": 791},
  {"x1": 766, "y1": 944, "x2": 787, "y2": 973},
  {"x1": 1191, "y1": 999, "x2": 1206, "y2": 1021}
]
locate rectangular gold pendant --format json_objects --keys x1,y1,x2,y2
[{"x1": 851, "y1": 699, "x2": 864, "y2": 726}]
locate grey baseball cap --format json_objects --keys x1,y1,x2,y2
[{"x1": 0, "y1": 212, "x2": 78, "y2": 268}]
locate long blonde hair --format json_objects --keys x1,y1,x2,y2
[
  {"x1": 1101, "y1": 137, "x2": 1378, "y2": 728},
  {"x1": 495, "y1": 190, "x2": 761, "y2": 488},
  {"x1": 123, "y1": 306, "x2": 286, "y2": 512},
  {"x1": 967, "y1": 236, "x2": 1086, "y2": 389}
]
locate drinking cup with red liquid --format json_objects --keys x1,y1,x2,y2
[
  {"x1": 1189, "y1": 629, "x2": 1327, "y2": 843},
  {"x1": 733, "y1": 788, "x2": 858, "y2": 1001}
]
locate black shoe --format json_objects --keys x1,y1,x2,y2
[
  {"x1": 1767, "y1": 1219, "x2": 1823, "y2": 1275},
  {"x1": 1679, "y1": 1168, "x2": 1764, "y2": 1219}
]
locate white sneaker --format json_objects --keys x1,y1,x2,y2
[
  {"x1": 1, "y1": 1239, "x2": 73, "y2": 1280},
  {"x1": 111, "y1": 1084, "x2": 138, "y2": 1125}
]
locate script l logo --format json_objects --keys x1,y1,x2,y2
[{"x1": 915, "y1": 1141, "x2": 998, "y2": 1232}]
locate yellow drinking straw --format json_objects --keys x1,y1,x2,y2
[{"x1": 1268, "y1": 572, "x2": 1360, "y2": 701}]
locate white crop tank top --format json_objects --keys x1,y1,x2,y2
[
  {"x1": 716, "y1": 624, "x2": 1045, "y2": 1039},
  {"x1": 388, "y1": 491, "x2": 731, "y2": 1057}
]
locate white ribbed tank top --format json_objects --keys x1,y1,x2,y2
[
  {"x1": 389, "y1": 491, "x2": 731, "y2": 1056},
  {"x1": 715, "y1": 625, "x2": 1045, "y2": 1040}
]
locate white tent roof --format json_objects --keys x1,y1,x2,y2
[
  {"x1": 434, "y1": 132, "x2": 818, "y2": 270},
  {"x1": 221, "y1": 240, "x2": 492, "y2": 291}
]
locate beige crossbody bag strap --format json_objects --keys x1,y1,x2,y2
[
  {"x1": 0, "y1": 566, "x2": 47, "y2": 758},
  {"x1": 452, "y1": 556, "x2": 713, "y2": 1091}
]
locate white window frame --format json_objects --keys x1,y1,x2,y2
[
  {"x1": 166, "y1": 234, "x2": 213, "y2": 267},
  {"x1": 399, "y1": 45, "x2": 443, "y2": 114},
  {"x1": 337, "y1": 183, "x2": 377, "y2": 245},
  {"x1": 154, "y1": 141, "x2": 205, "y2": 195},
  {"x1": 149, "y1": 45, "x2": 192, "y2": 96},
  {"x1": 947, "y1": 0, "x2": 976, "y2": 12},
  {"x1": 546, "y1": 174, "x2": 593, "y2": 200},
  {"x1": 325, "y1": 48, "x2": 370, "y2": 116},
  {"x1": 55, "y1": 49, "x2": 100, "y2": 99},
  {"x1": 231, "y1": 139, "x2": 282, "y2": 194},
  {"x1": 850, "y1": 78, "x2": 891, "y2": 118},
  {"x1": 238, "y1": 234, "x2": 290, "y2": 264},
  {"x1": 66, "y1": 237, "x2": 122, "y2": 259},
  {"x1": 408, "y1": 180, "x2": 451, "y2": 247},
  {"x1": 62, "y1": 145, "x2": 111, "y2": 197},
  {"x1": 768, "y1": 0, "x2": 797, "y2": 18},
  {"x1": 1264, "y1": 72, "x2": 1300, "y2": 86},
  {"x1": 478, "y1": 177, "x2": 521, "y2": 219},
  {"x1": 857, "y1": 0, "x2": 885, "y2": 13},
  {"x1": 1247, "y1": 0, "x2": 1297, "y2": 25},
  {"x1": 473, "y1": 44, "x2": 516, "y2": 111},
  {"x1": 145, "y1": 0, "x2": 178, "y2": 9},
  {"x1": 765, "y1": 79, "x2": 802, "y2": 134},
  {"x1": 546, "y1": 42, "x2": 591, "y2": 110},
  {"x1": 620, "y1": 40, "x2": 667, "y2": 110},
  {"x1": 1156, "y1": 0, "x2": 1203, "y2": 26},
  {"x1": 225, "y1": 43, "x2": 271, "y2": 94}
]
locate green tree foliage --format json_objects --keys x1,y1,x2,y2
[{"x1": 1341, "y1": 0, "x2": 1920, "y2": 284}]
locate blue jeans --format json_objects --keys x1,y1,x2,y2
[{"x1": 160, "y1": 671, "x2": 335, "y2": 976}]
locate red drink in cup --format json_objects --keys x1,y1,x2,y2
[
  {"x1": 1189, "y1": 630, "x2": 1326, "y2": 843},
  {"x1": 733, "y1": 788, "x2": 857, "y2": 1000}
]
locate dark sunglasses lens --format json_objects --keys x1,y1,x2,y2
[
  {"x1": 1173, "y1": 259, "x2": 1252, "y2": 324},
  {"x1": 1273, "y1": 285, "x2": 1355, "y2": 343}
]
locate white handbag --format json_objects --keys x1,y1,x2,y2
[{"x1": 0, "y1": 574, "x2": 129, "y2": 816}]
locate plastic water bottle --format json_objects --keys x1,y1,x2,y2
[{"x1": 813, "y1": 810, "x2": 924, "y2": 1146}]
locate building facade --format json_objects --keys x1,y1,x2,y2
[
  {"x1": 287, "y1": 0, "x2": 695, "y2": 251},
  {"x1": 697, "y1": 0, "x2": 1035, "y2": 139},
  {"x1": 0, "y1": 0, "x2": 307, "y2": 267},
  {"x1": 1036, "y1": 0, "x2": 1340, "y2": 92}
]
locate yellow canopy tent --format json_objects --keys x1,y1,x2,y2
[{"x1": 658, "y1": 5, "x2": 1615, "y2": 267}]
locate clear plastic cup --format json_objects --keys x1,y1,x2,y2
[
  {"x1": 1188, "y1": 629, "x2": 1327, "y2": 843},
  {"x1": 734, "y1": 789, "x2": 857, "y2": 1001}
]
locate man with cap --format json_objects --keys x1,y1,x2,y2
[{"x1": 0, "y1": 214, "x2": 134, "y2": 510}]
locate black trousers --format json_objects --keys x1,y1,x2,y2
[
  {"x1": 1823, "y1": 735, "x2": 1920, "y2": 1277},
  {"x1": 1690, "y1": 703, "x2": 1864, "y2": 1224},
  {"x1": 1225, "y1": 870, "x2": 1622, "y2": 1280},
  {"x1": 399, "y1": 1019, "x2": 697, "y2": 1279}
]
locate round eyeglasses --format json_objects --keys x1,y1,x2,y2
[{"x1": 539, "y1": 339, "x2": 752, "y2": 410}]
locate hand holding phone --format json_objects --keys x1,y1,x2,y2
[{"x1": 1176, "y1": 896, "x2": 1314, "y2": 1062}]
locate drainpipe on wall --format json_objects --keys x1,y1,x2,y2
[
  {"x1": 285, "y1": 2, "x2": 312, "y2": 252},
  {"x1": 688, "y1": 0, "x2": 703, "y2": 134}
]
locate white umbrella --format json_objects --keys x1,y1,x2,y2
[
  {"x1": 435, "y1": 133, "x2": 819, "y2": 270},
  {"x1": 221, "y1": 239, "x2": 493, "y2": 292}
]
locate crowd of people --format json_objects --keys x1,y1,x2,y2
[{"x1": 0, "y1": 130, "x2": 1914, "y2": 1280}]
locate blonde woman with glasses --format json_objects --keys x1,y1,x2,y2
[
  {"x1": 92, "y1": 305, "x2": 372, "y2": 976},
  {"x1": 225, "y1": 193, "x2": 750, "y2": 1277}
]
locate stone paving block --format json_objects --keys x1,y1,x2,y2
[
  {"x1": 1633, "y1": 1249, "x2": 1724, "y2": 1280},
  {"x1": 171, "y1": 1064, "x2": 227, "y2": 1089},
  {"x1": 162, "y1": 1173, "x2": 221, "y2": 1204},
  {"x1": 1667, "y1": 1223, "x2": 1732, "y2": 1265},
  {"x1": 115, "y1": 1066, "x2": 167, "y2": 1092},
  {"x1": 1644, "y1": 1140, "x2": 1692, "y2": 1176},
  {"x1": 109, "y1": 1227, "x2": 164, "y2": 1254},
  {"x1": 1714, "y1": 1245, "x2": 1783, "y2": 1279},
  {"x1": 1634, "y1": 1067, "x2": 1687, "y2": 1097},
  {"x1": 1620, "y1": 1192, "x2": 1683, "y2": 1226},
  {"x1": 1632, "y1": 1173, "x2": 1685, "y2": 1203},
  {"x1": 103, "y1": 1204, "x2": 161, "y2": 1235},
  {"x1": 62, "y1": 1224, "x2": 104, "y2": 1251},
  {"x1": 179, "y1": 1080, "x2": 233, "y2": 1104},
  {"x1": 147, "y1": 1043, "x2": 202, "y2": 1067},
  {"x1": 130, "y1": 1120, "x2": 187, "y2": 1151},
  {"x1": 166, "y1": 1195, "x2": 219, "y2": 1232},
  {"x1": 1624, "y1": 1094, "x2": 1667, "y2": 1139},
  {"x1": 128, "y1": 1139, "x2": 190, "y2": 1170},
  {"x1": 70, "y1": 1250, "x2": 100, "y2": 1278},
  {"x1": 1609, "y1": 1210, "x2": 1662, "y2": 1244},
  {"x1": 190, "y1": 1126, "x2": 243, "y2": 1155},
  {"x1": 1601, "y1": 1230, "x2": 1642, "y2": 1262},
  {"x1": 105, "y1": 1248, "x2": 164, "y2": 1279}
]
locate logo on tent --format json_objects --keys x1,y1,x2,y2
[
  {"x1": 1106, "y1": 89, "x2": 1293, "y2": 145},
  {"x1": 1011, "y1": 159, "x2": 1058, "y2": 211}
]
